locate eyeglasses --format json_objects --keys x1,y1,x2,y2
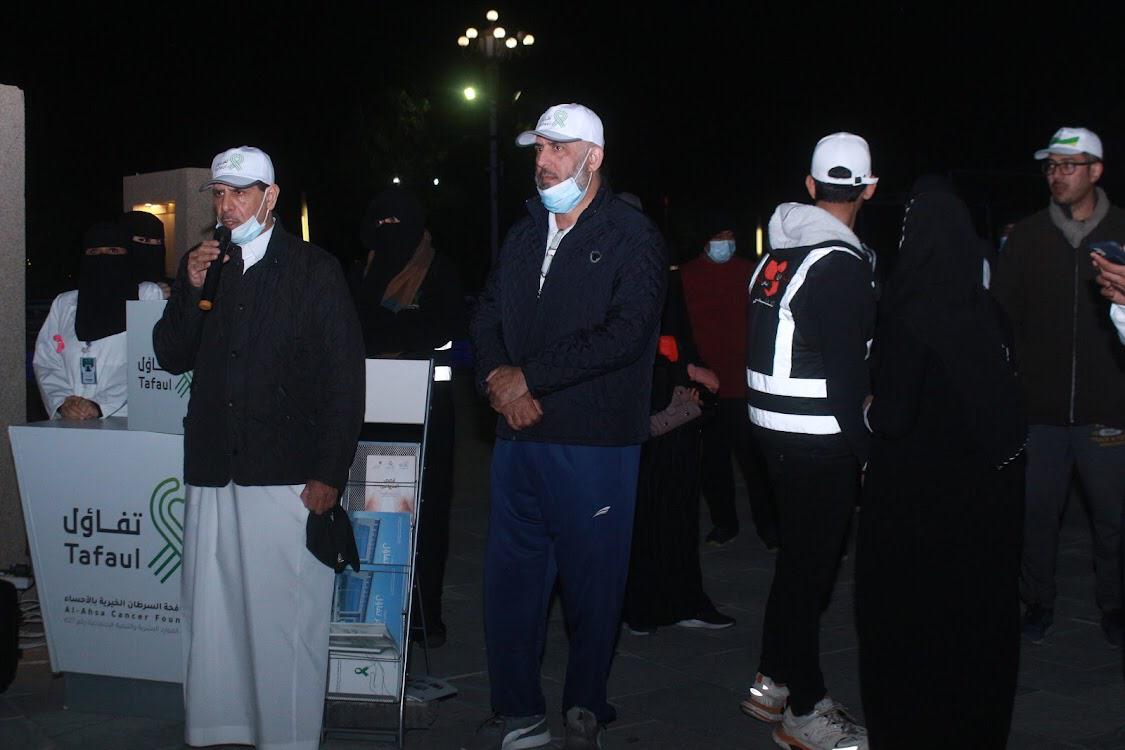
[{"x1": 1042, "y1": 160, "x2": 1097, "y2": 175}]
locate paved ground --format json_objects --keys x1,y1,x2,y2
[{"x1": 3, "y1": 379, "x2": 1124, "y2": 748}]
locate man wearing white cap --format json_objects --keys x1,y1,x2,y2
[
  {"x1": 154, "y1": 146, "x2": 365, "y2": 749},
  {"x1": 740, "y1": 132, "x2": 876, "y2": 749},
  {"x1": 468, "y1": 104, "x2": 666, "y2": 749},
  {"x1": 994, "y1": 127, "x2": 1125, "y2": 647}
]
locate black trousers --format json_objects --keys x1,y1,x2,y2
[
  {"x1": 700, "y1": 399, "x2": 778, "y2": 545},
  {"x1": 415, "y1": 383, "x2": 454, "y2": 631},
  {"x1": 757, "y1": 444, "x2": 858, "y2": 716}
]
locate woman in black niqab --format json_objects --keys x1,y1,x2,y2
[
  {"x1": 76, "y1": 221, "x2": 139, "y2": 342},
  {"x1": 121, "y1": 210, "x2": 167, "y2": 284},
  {"x1": 856, "y1": 176, "x2": 1026, "y2": 749},
  {"x1": 351, "y1": 187, "x2": 466, "y2": 646}
]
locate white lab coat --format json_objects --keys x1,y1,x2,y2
[{"x1": 33, "y1": 283, "x2": 163, "y2": 418}]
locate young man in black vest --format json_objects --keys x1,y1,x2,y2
[{"x1": 741, "y1": 133, "x2": 876, "y2": 750}]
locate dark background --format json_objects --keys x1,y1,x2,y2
[{"x1": 2, "y1": 2, "x2": 1121, "y2": 297}]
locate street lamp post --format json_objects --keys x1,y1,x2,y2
[{"x1": 457, "y1": 10, "x2": 535, "y2": 265}]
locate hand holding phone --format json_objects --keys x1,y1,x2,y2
[
  {"x1": 1090, "y1": 241, "x2": 1125, "y2": 305},
  {"x1": 1089, "y1": 240, "x2": 1125, "y2": 265}
]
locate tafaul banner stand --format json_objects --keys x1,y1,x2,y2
[
  {"x1": 9, "y1": 419, "x2": 188, "y2": 717},
  {"x1": 8, "y1": 302, "x2": 191, "y2": 714},
  {"x1": 321, "y1": 357, "x2": 435, "y2": 748},
  {"x1": 10, "y1": 346, "x2": 447, "y2": 739}
]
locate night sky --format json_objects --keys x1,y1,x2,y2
[{"x1": 3, "y1": 2, "x2": 1122, "y2": 297}]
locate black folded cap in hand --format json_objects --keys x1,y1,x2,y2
[{"x1": 306, "y1": 503, "x2": 360, "y2": 573}]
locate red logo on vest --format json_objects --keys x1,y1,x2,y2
[{"x1": 761, "y1": 260, "x2": 789, "y2": 297}]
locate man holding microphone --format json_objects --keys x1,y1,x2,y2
[{"x1": 154, "y1": 145, "x2": 364, "y2": 750}]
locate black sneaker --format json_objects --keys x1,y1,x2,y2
[
  {"x1": 705, "y1": 526, "x2": 738, "y2": 547},
  {"x1": 676, "y1": 606, "x2": 736, "y2": 630},
  {"x1": 1101, "y1": 609, "x2": 1123, "y2": 648},
  {"x1": 1021, "y1": 604, "x2": 1053, "y2": 644}
]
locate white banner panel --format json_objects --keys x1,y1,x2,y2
[
  {"x1": 364, "y1": 359, "x2": 432, "y2": 425},
  {"x1": 10, "y1": 420, "x2": 185, "y2": 681},
  {"x1": 127, "y1": 300, "x2": 191, "y2": 435}
]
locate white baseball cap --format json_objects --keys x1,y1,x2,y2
[
  {"x1": 811, "y1": 132, "x2": 878, "y2": 186},
  {"x1": 1034, "y1": 126, "x2": 1103, "y2": 160},
  {"x1": 516, "y1": 103, "x2": 605, "y2": 148},
  {"x1": 199, "y1": 146, "x2": 276, "y2": 191}
]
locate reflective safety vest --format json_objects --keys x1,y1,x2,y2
[{"x1": 745, "y1": 241, "x2": 870, "y2": 436}]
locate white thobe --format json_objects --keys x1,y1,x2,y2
[{"x1": 181, "y1": 483, "x2": 334, "y2": 750}]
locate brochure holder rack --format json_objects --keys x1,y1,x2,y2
[{"x1": 321, "y1": 358, "x2": 433, "y2": 748}]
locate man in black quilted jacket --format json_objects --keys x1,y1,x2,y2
[{"x1": 467, "y1": 103, "x2": 666, "y2": 750}]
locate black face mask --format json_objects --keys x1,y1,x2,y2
[
  {"x1": 360, "y1": 190, "x2": 425, "y2": 266},
  {"x1": 75, "y1": 254, "x2": 138, "y2": 342},
  {"x1": 128, "y1": 238, "x2": 167, "y2": 283},
  {"x1": 371, "y1": 220, "x2": 423, "y2": 262}
]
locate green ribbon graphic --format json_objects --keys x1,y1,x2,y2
[{"x1": 147, "y1": 478, "x2": 185, "y2": 584}]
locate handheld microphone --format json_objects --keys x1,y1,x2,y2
[{"x1": 198, "y1": 225, "x2": 232, "y2": 311}]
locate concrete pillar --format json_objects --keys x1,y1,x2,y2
[
  {"x1": 0, "y1": 84, "x2": 27, "y2": 567},
  {"x1": 123, "y1": 168, "x2": 213, "y2": 276}
]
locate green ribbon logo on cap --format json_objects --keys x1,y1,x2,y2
[
  {"x1": 229, "y1": 153, "x2": 244, "y2": 171},
  {"x1": 553, "y1": 110, "x2": 568, "y2": 128},
  {"x1": 1051, "y1": 136, "x2": 1080, "y2": 146}
]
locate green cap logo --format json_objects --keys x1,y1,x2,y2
[
  {"x1": 229, "y1": 152, "x2": 244, "y2": 171},
  {"x1": 1051, "y1": 136, "x2": 1080, "y2": 146},
  {"x1": 553, "y1": 110, "x2": 569, "y2": 129}
]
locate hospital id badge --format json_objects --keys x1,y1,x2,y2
[{"x1": 80, "y1": 357, "x2": 97, "y2": 385}]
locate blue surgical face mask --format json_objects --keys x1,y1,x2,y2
[
  {"x1": 537, "y1": 148, "x2": 593, "y2": 214},
  {"x1": 221, "y1": 189, "x2": 271, "y2": 246},
  {"x1": 706, "y1": 239, "x2": 736, "y2": 263}
]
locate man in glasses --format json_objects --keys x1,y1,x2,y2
[{"x1": 995, "y1": 126, "x2": 1125, "y2": 648}]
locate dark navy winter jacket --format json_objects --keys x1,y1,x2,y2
[{"x1": 471, "y1": 185, "x2": 667, "y2": 445}]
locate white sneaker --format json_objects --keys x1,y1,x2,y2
[
  {"x1": 462, "y1": 714, "x2": 550, "y2": 750},
  {"x1": 772, "y1": 697, "x2": 868, "y2": 750},
  {"x1": 740, "y1": 672, "x2": 789, "y2": 723}
]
